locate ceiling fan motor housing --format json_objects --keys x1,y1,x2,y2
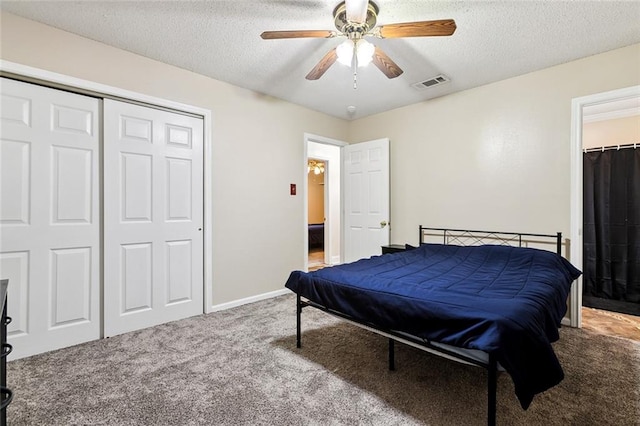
[{"x1": 333, "y1": 1, "x2": 379, "y2": 39}]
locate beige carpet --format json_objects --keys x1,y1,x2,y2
[{"x1": 7, "y1": 294, "x2": 640, "y2": 425}]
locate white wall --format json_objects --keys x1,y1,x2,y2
[
  {"x1": 0, "y1": 12, "x2": 349, "y2": 306},
  {"x1": 349, "y1": 43, "x2": 640, "y2": 249}
]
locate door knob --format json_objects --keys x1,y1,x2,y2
[{"x1": 380, "y1": 220, "x2": 388, "y2": 228}]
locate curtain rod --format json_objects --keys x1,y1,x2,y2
[{"x1": 583, "y1": 142, "x2": 638, "y2": 153}]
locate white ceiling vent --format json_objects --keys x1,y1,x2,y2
[{"x1": 412, "y1": 74, "x2": 450, "y2": 91}]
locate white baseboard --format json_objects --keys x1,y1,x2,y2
[
  {"x1": 209, "y1": 288, "x2": 290, "y2": 313},
  {"x1": 330, "y1": 255, "x2": 341, "y2": 265},
  {"x1": 561, "y1": 317, "x2": 572, "y2": 327}
]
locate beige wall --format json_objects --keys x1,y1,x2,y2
[
  {"x1": 583, "y1": 115, "x2": 640, "y2": 149},
  {"x1": 0, "y1": 12, "x2": 349, "y2": 305},
  {"x1": 349, "y1": 43, "x2": 640, "y2": 250}
]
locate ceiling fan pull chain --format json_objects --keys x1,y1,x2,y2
[{"x1": 352, "y1": 42, "x2": 359, "y2": 89}]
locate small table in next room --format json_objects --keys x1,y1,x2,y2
[{"x1": 381, "y1": 244, "x2": 407, "y2": 255}]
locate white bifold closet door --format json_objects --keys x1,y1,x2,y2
[
  {"x1": 103, "y1": 99, "x2": 204, "y2": 337},
  {"x1": 0, "y1": 78, "x2": 101, "y2": 358}
]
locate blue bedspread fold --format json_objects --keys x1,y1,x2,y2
[{"x1": 285, "y1": 244, "x2": 581, "y2": 409}]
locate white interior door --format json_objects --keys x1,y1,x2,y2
[
  {"x1": 103, "y1": 99, "x2": 203, "y2": 337},
  {"x1": 343, "y1": 138, "x2": 390, "y2": 263},
  {"x1": 0, "y1": 78, "x2": 101, "y2": 358}
]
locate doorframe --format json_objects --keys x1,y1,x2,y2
[
  {"x1": 0, "y1": 60, "x2": 215, "y2": 314},
  {"x1": 569, "y1": 84, "x2": 640, "y2": 328},
  {"x1": 303, "y1": 133, "x2": 347, "y2": 271}
]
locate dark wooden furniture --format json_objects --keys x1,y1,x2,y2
[
  {"x1": 0, "y1": 279, "x2": 12, "y2": 426},
  {"x1": 308, "y1": 223, "x2": 325, "y2": 250},
  {"x1": 381, "y1": 244, "x2": 406, "y2": 254}
]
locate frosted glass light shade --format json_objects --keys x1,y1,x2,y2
[
  {"x1": 336, "y1": 39, "x2": 375, "y2": 67},
  {"x1": 356, "y1": 39, "x2": 375, "y2": 66},
  {"x1": 336, "y1": 40, "x2": 354, "y2": 66}
]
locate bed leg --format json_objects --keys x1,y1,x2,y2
[
  {"x1": 487, "y1": 354, "x2": 497, "y2": 426},
  {"x1": 388, "y1": 338, "x2": 395, "y2": 371},
  {"x1": 296, "y1": 294, "x2": 302, "y2": 349}
]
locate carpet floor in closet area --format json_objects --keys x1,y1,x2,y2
[{"x1": 8, "y1": 294, "x2": 640, "y2": 425}]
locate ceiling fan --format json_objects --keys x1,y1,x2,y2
[{"x1": 260, "y1": 0, "x2": 456, "y2": 86}]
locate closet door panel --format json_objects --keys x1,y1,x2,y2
[
  {"x1": 166, "y1": 240, "x2": 193, "y2": 304},
  {"x1": 0, "y1": 78, "x2": 100, "y2": 359},
  {"x1": 121, "y1": 242, "x2": 153, "y2": 313},
  {"x1": 50, "y1": 247, "x2": 92, "y2": 326},
  {"x1": 104, "y1": 99, "x2": 203, "y2": 337},
  {"x1": 120, "y1": 152, "x2": 153, "y2": 222},
  {"x1": 0, "y1": 252, "x2": 29, "y2": 337},
  {"x1": 0, "y1": 139, "x2": 30, "y2": 225},
  {"x1": 51, "y1": 146, "x2": 93, "y2": 224}
]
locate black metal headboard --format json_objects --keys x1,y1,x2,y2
[{"x1": 419, "y1": 226, "x2": 563, "y2": 256}]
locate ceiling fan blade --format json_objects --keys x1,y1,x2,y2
[
  {"x1": 306, "y1": 49, "x2": 338, "y2": 80},
  {"x1": 260, "y1": 30, "x2": 336, "y2": 40},
  {"x1": 377, "y1": 19, "x2": 457, "y2": 38},
  {"x1": 345, "y1": 0, "x2": 369, "y2": 23},
  {"x1": 371, "y1": 46, "x2": 403, "y2": 79}
]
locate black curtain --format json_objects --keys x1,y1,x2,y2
[{"x1": 583, "y1": 148, "x2": 640, "y2": 316}]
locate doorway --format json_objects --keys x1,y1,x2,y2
[
  {"x1": 303, "y1": 134, "x2": 391, "y2": 271},
  {"x1": 570, "y1": 85, "x2": 640, "y2": 340},
  {"x1": 307, "y1": 158, "x2": 327, "y2": 271},
  {"x1": 304, "y1": 134, "x2": 346, "y2": 271}
]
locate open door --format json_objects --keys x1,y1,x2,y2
[{"x1": 343, "y1": 138, "x2": 390, "y2": 263}]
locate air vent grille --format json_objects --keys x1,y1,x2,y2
[{"x1": 412, "y1": 74, "x2": 450, "y2": 91}]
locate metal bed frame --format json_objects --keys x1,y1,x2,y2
[{"x1": 295, "y1": 226, "x2": 564, "y2": 426}]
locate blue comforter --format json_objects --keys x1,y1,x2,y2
[{"x1": 285, "y1": 244, "x2": 581, "y2": 409}]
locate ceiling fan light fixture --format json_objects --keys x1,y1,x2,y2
[
  {"x1": 262, "y1": 1, "x2": 455, "y2": 83},
  {"x1": 308, "y1": 160, "x2": 325, "y2": 175},
  {"x1": 336, "y1": 39, "x2": 374, "y2": 67},
  {"x1": 356, "y1": 39, "x2": 375, "y2": 66},
  {"x1": 336, "y1": 39, "x2": 354, "y2": 66}
]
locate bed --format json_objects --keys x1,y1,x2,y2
[
  {"x1": 285, "y1": 226, "x2": 581, "y2": 425},
  {"x1": 308, "y1": 223, "x2": 324, "y2": 250}
]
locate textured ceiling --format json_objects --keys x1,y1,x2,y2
[{"x1": 2, "y1": 1, "x2": 640, "y2": 120}]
